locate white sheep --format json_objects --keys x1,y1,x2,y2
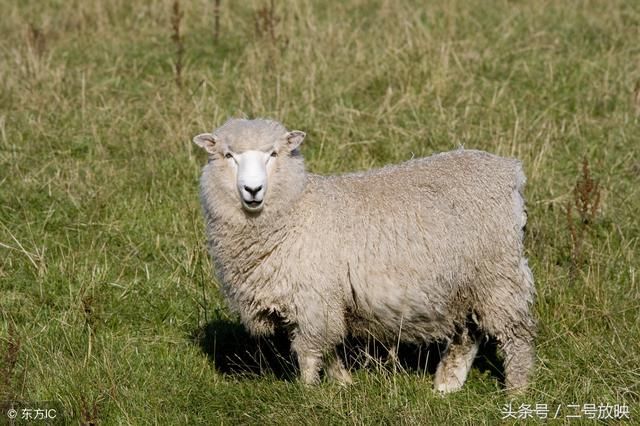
[{"x1": 193, "y1": 118, "x2": 536, "y2": 392}]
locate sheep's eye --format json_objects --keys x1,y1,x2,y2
[
  {"x1": 224, "y1": 153, "x2": 233, "y2": 159},
  {"x1": 270, "y1": 151, "x2": 278, "y2": 158}
]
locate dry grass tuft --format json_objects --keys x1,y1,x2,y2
[
  {"x1": 0, "y1": 323, "x2": 21, "y2": 401},
  {"x1": 171, "y1": 0, "x2": 185, "y2": 87},
  {"x1": 566, "y1": 157, "x2": 602, "y2": 275}
]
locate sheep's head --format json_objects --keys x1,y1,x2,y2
[{"x1": 193, "y1": 119, "x2": 306, "y2": 214}]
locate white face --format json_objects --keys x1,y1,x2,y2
[
  {"x1": 225, "y1": 149, "x2": 278, "y2": 213},
  {"x1": 193, "y1": 126, "x2": 306, "y2": 214}
]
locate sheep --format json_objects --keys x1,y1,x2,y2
[{"x1": 193, "y1": 118, "x2": 536, "y2": 393}]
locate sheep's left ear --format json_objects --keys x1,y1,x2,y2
[
  {"x1": 285, "y1": 131, "x2": 306, "y2": 152},
  {"x1": 193, "y1": 133, "x2": 218, "y2": 155}
]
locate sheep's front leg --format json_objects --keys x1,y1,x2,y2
[
  {"x1": 297, "y1": 351, "x2": 322, "y2": 385},
  {"x1": 291, "y1": 305, "x2": 348, "y2": 385},
  {"x1": 434, "y1": 330, "x2": 479, "y2": 393},
  {"x1": 325, "y1": 352, "x2": 352, "y2": 385},
  {"x1": 291, "y1": 336, "x2": 323, "y2": 385}
]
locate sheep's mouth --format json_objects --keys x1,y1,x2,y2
[{"x1": 242, "y1": 199, "x2": 264, "y2": 211}]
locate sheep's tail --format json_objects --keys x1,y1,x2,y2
[
  {"x1": 512, "y1": 161, "x2": 528, "y2": 242},
  {"x1": 513, "y1": 160, "x2": 536, "y2": 309}
]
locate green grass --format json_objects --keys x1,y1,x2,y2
[{"x1": 1, "y1": 0, "x2": 639, "y2": 423}]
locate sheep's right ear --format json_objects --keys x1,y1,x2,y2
[{"x1": 193, "y1": 133, "x2": 218, "y2": 155}]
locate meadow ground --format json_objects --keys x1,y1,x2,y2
[{"x1": 1, "y1": 0, "x2": 639, "y2": 423}]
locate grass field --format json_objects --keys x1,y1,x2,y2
[{"x1": 1, "y1": 0, "x2": 639, "y2": 423}]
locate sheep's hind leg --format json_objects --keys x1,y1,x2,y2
[
  {"x1": 433, "y1": 329, "x2": 479, "y2": 393},
  {"x1": 499, "y1": 331, "x2": 535, "y2": 393},
  {"x1": 481, "y1": 259, "x2": 536, "y2": 393}
]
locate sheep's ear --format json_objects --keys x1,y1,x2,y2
[
  {"x1": 193, "y1": 133, "x2": 218, "y2": 155},
  {"x1": 285, "y1": 131, "x2": 306, "y2": 151}
]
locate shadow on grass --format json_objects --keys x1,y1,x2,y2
[
  {"x1": 192, "y1": 319, "x2": 297, "y2": 381},
  {"x1": 338, "y1": 337, "x2": 446, "y2": 375},
  {"x1": 192, "y1": 319, "x2": 504, "y2": 385},
  {"x1": 475, "y1": 338, "x2": 505, "y2": 387}
]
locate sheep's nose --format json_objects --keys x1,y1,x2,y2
[{"x1": 243, "y1": 185, "x2": 262, "y2": 196}]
